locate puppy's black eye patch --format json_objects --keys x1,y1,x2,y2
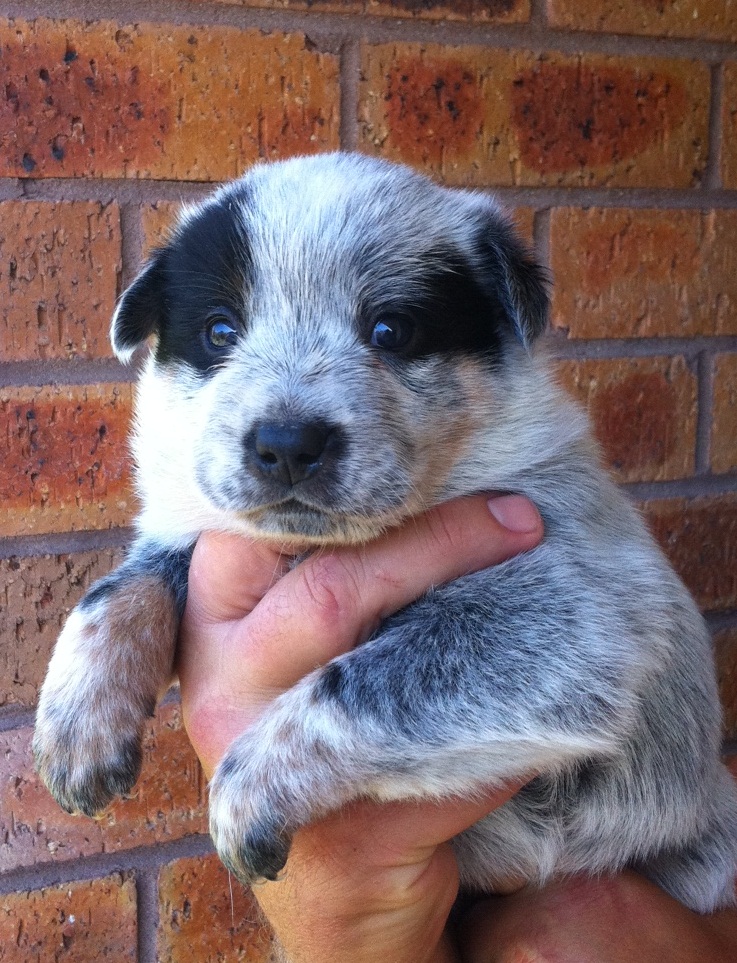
[{"x1": 364, "y1": 251, "x2": 507, "y2": 363}]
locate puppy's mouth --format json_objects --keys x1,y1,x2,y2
[{"x1": 237, "y1": 497, "x2": 396, "y2": 546}]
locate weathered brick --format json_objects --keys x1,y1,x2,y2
[
  {"x1": 645, "y1": 495, "x2": 737, "y2": 613},
  {"x1": 359, "y1": 46, "x2": 709, "y2": 187},
  {"x1": 192, "y1": 0, "x2": 528, "y2": 19},
  {"x1": 0, "y1": 18, "x2": 339, "y2": 181},
  {"x1": 0, "y1": 383, "x2": 135, "y2": 537},
  {"x1": 723, "y1": 64, "x2": 737, "y2": 191},
  {"x1": 716, "y1": 627, "x2": 737, "y2": 742},
  {"x1": 712, "y1": 354, "x2": 737, "y2": 475},
  {"x1": 0, "y1": 873, "x2": 137, "y2": 963},
  {"x1": 0, "y1": 702, "x2": 207, "y2": 871},
  {"x1": 158, "y1": 854, "x2": 274, "y2": 963},
  {"x1": 557, "y1": 356, "x2": 697, "y2": 483},
  {"x1": 141, "y1": 201, "x2": 182, "y2": 257},
  {"x1": 550, "y1": 208, "x2": 737, "y2": 339},
  {"x1": 0, "y1": 548, "x2": 124, "y2": 708},
  {"x1": 0, "y1": 202, "x2": 120, "y2": 362},
  {"x1": 547, "y1": 0, "x2": 737, "y2": 41}
]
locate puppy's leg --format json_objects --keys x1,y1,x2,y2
[
  {"x1": 209, "y1": 556, "x2": 641, "y2": 885},
  {"x1": 33, "y1": 540, "x2": 193, "y2": 816}
]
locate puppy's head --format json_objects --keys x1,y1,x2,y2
[{"x1": 114, "y1": 154, "x2": 548, "y2": 545}]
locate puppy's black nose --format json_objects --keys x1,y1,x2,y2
[{"x1": 252, "y1": 421, "x2": 332, "y2": 486}]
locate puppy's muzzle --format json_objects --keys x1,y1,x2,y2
[{"x1": 250, "y1": 420, "x2": 336, "y2": 487}]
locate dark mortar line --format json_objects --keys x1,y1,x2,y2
[
  {"x1": 695, "y1": 351, "x2": 715, "y2": 475},
  {"x1": 0, "y1": 527, "x2": 133, "y2": 560},
  {"x1": 339, "y1": 37, "x2": 361, "y2": 152},
  {"x1": 0, "y1": 706, "x2": 36, "y2": 732},
  {"x1": 4, "y1": 179, "x2": 737, "y2": 210},
  {"x1": 623, "y1": 476, "x2": 737, "y2": 501},
  {"x1": 0, "y1": 832, "x2": 215, "y2": 895},
  {"x1": 0, "y1": 358, "x2": 135, "y2": 386},
  {"x1": 549, "y1": 335, "x2": 737, "y2": 360},
  {"x1": 120, "y1": 201, "x2": 146, "y2": 288},
  {"x1": 704, "y1": 63, "x2": 725, "y2": 191},
  {"x1": 136, "y1": 869, "x2": 161, "y2": 963},
  {"x1": 532, "y1": 207, "x2": 551, "y2": 269},
  {"x1": 5, "y1": 0, "x2": 737, "y2": 62},
  {"x1": 708, "y1": 610, "x2": 737, "y2": 634}
]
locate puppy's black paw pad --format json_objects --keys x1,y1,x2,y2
[
  {"x1": 213, "y1": 818, "x2": 292, "y2": 886},
  {"x1": 33, "y1": 734, "x2": 143, "y2": 817}
]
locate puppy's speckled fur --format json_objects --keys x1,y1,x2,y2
[{"x1": 35, "y1": 154, "x2": 737, "y2": 913}]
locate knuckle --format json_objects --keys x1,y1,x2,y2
[{"x1": 298, "y1": 553, "x2": 362, "y2": 635}]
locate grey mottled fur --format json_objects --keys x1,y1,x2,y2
[{"x1": 34, "y1": 154, "x2": 737, "y2": 914}]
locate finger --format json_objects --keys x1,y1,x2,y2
[
  {"x1": 327, "y1": 782, "x2": 527, "y2": 867},
  {"x1": 185, "y1": 530, "x2": 293, "y2": 624},
  {"x1": 241, "y1": 494, "x2": 543, "y2": 691}
]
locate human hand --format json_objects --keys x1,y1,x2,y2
[
  {"x1": 461, "y1": 870, "x2": 737, "y2": 963},
  {"x1": 178, "y1": 493, "x2": 543, "y2": 962}
]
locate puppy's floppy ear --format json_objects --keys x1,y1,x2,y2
[
  {"x1": 472, "y1": 203, "x2": 549, "y2": 349},
  {"x1": 110, "y1": 248, "x2": 168, "y2": 363}
]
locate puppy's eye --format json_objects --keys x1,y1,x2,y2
[
  {"x1": 206, "y1": 313, "x2": 238, "y2": 350},
  {"x1": 370, "y1": 317, "x2": 414, "y2": 352}
]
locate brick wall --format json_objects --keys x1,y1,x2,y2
[{"x1": 0, "y1": 1, "x2": 735, "y2": 959}]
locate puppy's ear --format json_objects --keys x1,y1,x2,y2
[
  {"x1": 110, "y1": 249, "x2": 167, "y2": 363},
  {"x1": 472, "y1": 205, "x2": 549, "y2": 349}
]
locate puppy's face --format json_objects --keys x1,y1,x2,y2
[{"x1": 114, "y1": 155, "x2": 548, "y2": 545}]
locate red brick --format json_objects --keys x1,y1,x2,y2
[
  {"x1": 0, "y1": 383, "x2": 135, "y2": 537},
  {"x1": 0, "y1": 873, "x2": 136, "y2": 963},
  {"x1": 0, "y1": 702, "x2": 207, "y2": 871},
  {"x1": 715, "y1": 627, "x2": 737, "y2": 742},
  {"x1": 550, "y1": 208, "x2": 737, "y2": 339},
  {"x1": 712, "y1": 354, "x2": 737, "y2": 475},
  {"x1": 723, "y1": 64, "x2": 737, "y2": 191},
  {"x1": 726, "y1": 755, "x2": 737, "y2": 780},
  {"x1": 557, "y1": 357, "x2": 697, "y2": 483},
  {"x1": 547, "y1": 0, "x2": 737, "y2": 41},
  {"x1": 0, "y1": 18, "x2": 339, "y2": 181},
  {"x1": 359, "y1": 46, "x2": 709, "y2": 187},
  {"x1": 158, "y1": 854, "x2": 274, "y2": 963},
  {"x1": 141, "y1": 202, "x2": 182, "y2": 257},
  {"x1": 192, "y1": 0, "x2": 528, "y2": 19},
  {"x1": 0, "y1": 548, "x2": 124, "y2": 708},
  {"x1": 0, "y1": 202, "x2": 120, "y2": 362},
  {"x1": 645, "y1": 495, "x2": 737, "y2": 613}
]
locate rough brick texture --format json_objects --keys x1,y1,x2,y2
[
  {"x1": 158, "y1": 854, "x2": 274, "y2": 962},
  {"x1": 645, "y1": 496, "x2": 737, "y2": 613},
  {"x1": 0, "y1": 383, "x2": 135, "y2": 537},
  {"x1": 0, "y1": 873, "x2": 137, "y2": 963},
  {"x1": 0, "y1": 548, "x2": 124, "y2": 707},
  {"x1": 141, "y1": 201, "x2": 182, "y2": 256},
  {"x1": 712, "y1": 354, "x2": 737, "y2": 475},
  {"x1": 550, "y1": 208, "x2": 737, "y2": 339},
  {"x1": 547, "y1": 0, "x2": 737, "y2": 41},
  {"x1": 716, "y1": 627, "x2": 737, "y2": 743},
  {"x1": 360, "y1": 45, "x2": 709, "y2": 187},
  {"x1": 0, "y1": 202, "x2": 121, "y2": 362},
  {"x1": 557, "y1": 357, "x2": 697, "y2": 483},
  {"x1": 0, "y1": 18, "x2": 339, "y2": 181},
  {"x1": 0, "y1": 702, "x2": 207, "y2": 871},
  {"x1": 198, "y1": 0, "x2": 529, "y2": 20},
  {"x1": 723, "y1": 63, "x2": 737, "y2": 191}
]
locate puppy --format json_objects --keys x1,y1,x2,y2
[{"x1": 34, "y1": 153, "x2": 737, "y2": 913}]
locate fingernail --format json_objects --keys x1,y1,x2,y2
[{"x1": 487, "y1": 495, "x2": 542, "y2": 533}]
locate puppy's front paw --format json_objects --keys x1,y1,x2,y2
[
  {"x1": 33, "y1": 610, "x2": 153, "y2": 816},
  {"x1": 208, "y1": 749, "x2": 294, "y2": 886}
]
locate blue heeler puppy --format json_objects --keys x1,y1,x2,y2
[{"x1": 34, "y1": 153, "x2": 737, "y2": 913}]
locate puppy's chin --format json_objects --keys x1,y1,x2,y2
[{"x1": 237, "y1": 503, "x2": 401, "y2": 548}]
